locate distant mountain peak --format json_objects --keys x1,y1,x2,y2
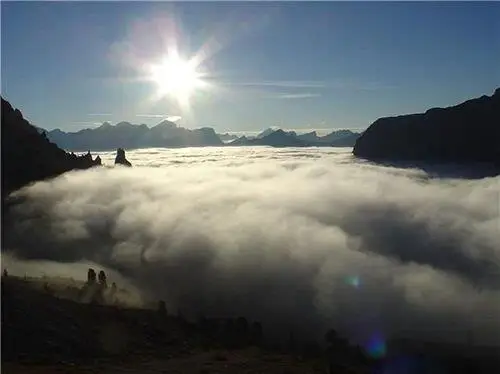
[
  {"x1": 257, "y1": 127, "x2": 281, "y2": 139},
  {"x1": 115, "y1": 121, "x2": 133, "y2": 128},
  {"x1": 155, "y1": 119, "x2": 177, "y2": 129}
]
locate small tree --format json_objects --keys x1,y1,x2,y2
[
  {"x1": 235, "y1": 317, "x2": 249, "y2": 339},
  {"x1": 87, "y1": 268, "x2": 97, "y2": 284},
  {"x1": 2, "y1": 269, "x2": 8, "y2": 278},
  {"x1": 158, "y1": 300, "x2": 167, "y2": 316},
  {"x1": 98, "y1": 270, "x2": 107, "y2": 288},
  {"x1": 325, "y1": 328, "x2": 338, "y2": 346},
  {"x1": 250, "y1": 321, "x2": 263, "y2": 346}
]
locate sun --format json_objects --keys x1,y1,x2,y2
[{"x1": 148, "y1": 51, "x2": 205, "y2": 107}]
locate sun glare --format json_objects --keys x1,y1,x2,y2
[{"x1": 148, "y1": 52, "x2": 205, "y2": 107}]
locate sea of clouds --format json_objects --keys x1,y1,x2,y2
[{"x1": 3, "y1": 147, "x2": 500, "y2": 348}]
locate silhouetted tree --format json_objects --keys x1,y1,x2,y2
[
  {"x1": 43, "y1": 282, "x2": 53, "y2": 295},
  {"x1": 288, "y1": 331, "x2": 296, "y2": 354},
  {"x1": 98, "y1": 270, "x2": 107, "y2": 288},
  {"x1": 87, "y1": 268, "x2": 97, "y2": 284},
  {"x1": 2, "y1": 269, "x2": 8, "y2": 278},
  {"x1": 236, "y1": 317, "x2": 249, "y2": 335},
  {"x1": 158, "y1": 300, "x2": 167, "y2": 316},
  {"x1": 250, "y1": 321, "x2": 263, "y2": 346},
  {"x1": 325, "y1": 328, "x2": 338, "y2": 345},
  {"x1": 324, "y1": 328, "x2": 351, "y2": 373}
]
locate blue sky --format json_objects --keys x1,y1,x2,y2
[{"x1": 2, "y1": 1, "x2": 499, "y2": 133}]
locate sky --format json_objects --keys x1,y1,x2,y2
[{"x1": 1, "y1": 1, "x2": 499, "y2": 133}]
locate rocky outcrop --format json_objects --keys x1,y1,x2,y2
[
  {"x1": 353, "y1": 88, "x2": 500, "y2": 165},
  {"x1": 114, "y1": 148, "x2": 132, "y2": 167},
  {"x1": 1, "y1": 97, "x2": 101, "y2": 197}
]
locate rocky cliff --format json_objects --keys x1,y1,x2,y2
[
  {"x1": 1, "y1": 97, "x2": 101, "y2": 197},
  {"x1": 353, "y1": 88, "x2": 500, "y2": 165}
]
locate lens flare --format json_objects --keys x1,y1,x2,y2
[
  {"x1": 345, "y1": 275, "x2": 361, "y2": 288},
  {"x1": 365, "y1": 332, "x2": 387, "y2": 359}
]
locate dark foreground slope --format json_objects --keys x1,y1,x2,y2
[
  {"x1": 1, "y1": 275, "x2": 370, "y2": 374},
  {"x1": 353, "y1": 88, "x2": 500, "y2": 165},
  {"x1": 2, "y1": 275, "x2": 500, "y2": 374},
  {"x1": 1, "y1": 98, "x2": 101, "y2": 197}
]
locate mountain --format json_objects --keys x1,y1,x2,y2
[
  {"x1": 230, "y1": 129, "x2": 306, "y2": 147},
  {"x1": 255, "y1": 129, "x2": 307, "y2": 147},
  {"x1": 43, "y1": 121, "x2": 223, "y2": 151},
  {"x1": 218, "y1": 132, "x2": 239, "y2": 143},
  {"x1": 230, "y1": 128, "x2": 361, "y2": 147},
  {"x1": 322, "y1": 129, "x2": 359, "y2": 143},
  {"x1": 353, "y1": 88, "x2": 500, "y2": 165},
  {"x1": 230, "y1": 129, "x2": 313, "y2": 147},
  {"x1": 1, "y1": 97, "x2": 101, "y2": 197},
  {"x1": 330, "y1": 132, "x2": 363, "y2": 147},
  {"x1": 256, "y1": 127, "x2": 280, "y2": 139},
  {"x1": 296, "y1": 131, "x2": 321, "y2": 143}
]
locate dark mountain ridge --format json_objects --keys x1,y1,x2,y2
[
  {"x1": 353, "y1": 88, "x2": 500, "y2": 166},
  {"x1": 1, "y1": 97, "x2": 101, "y2": 197}
]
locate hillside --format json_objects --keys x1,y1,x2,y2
[
  {"x1": 1, "y1": 97, "x2": 101, "y2": 197},
  {"x1": 3, "y1": 274, "x2": 500, "y2": 373},
  {"x1": 1, "y1": 274, "x2": 370, "y2": 374},
  {"x1": 353, "y1": 88, "x2": 500, "y2": 165}
]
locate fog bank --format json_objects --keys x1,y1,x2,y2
[{"x1": 3, "y1": 147, "x2": 500, "y2": 347}]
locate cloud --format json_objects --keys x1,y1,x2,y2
[
  {"x1": 264, "y1": 93, "x2": 321, "y2": 100},
  {"x1": 136, "y1": 114, "x2": 182, "y2": 122},
  {"x1": 166, "y1": 116, "x2": 182, "y2": 122},
  {"x1": 233, "y1": 80, "x2": 326, "y2": 88},
  {"x1": 229, "y1": 80, "x2": 395, "y2": 91},
  {"x1": 3, "y1": 148, "x2": 500, "y2": 348},
  {"x1": 136, "y1": 114, "x2": 169, "y2": 118},
  {"x1": 70, "y1": 121, "x2": 104, "y2": 126}
]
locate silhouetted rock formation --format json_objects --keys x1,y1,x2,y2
[
  {"x1": 353, "y1": 88, "x2": 500, "y2": 165},
  {"x1": 114, "y1": 148, "x2": 132, "y2": 167},
  {"x1": 1, "y1": 97, "x2": 101, "y2": 196}
]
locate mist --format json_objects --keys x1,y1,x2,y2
[{"x1": 3, "y1": 147, "x2": 500, "y2": 348}]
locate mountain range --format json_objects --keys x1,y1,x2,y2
[
  {"x1": 228, "y1": 128, "x2": 360, "y2": 147},
  {"x1": 38, "y1": 122, "x2": 361, "y2": 151},
  {"x1": 39, "y1": 121, "x2": 223, "y2": 151}
]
